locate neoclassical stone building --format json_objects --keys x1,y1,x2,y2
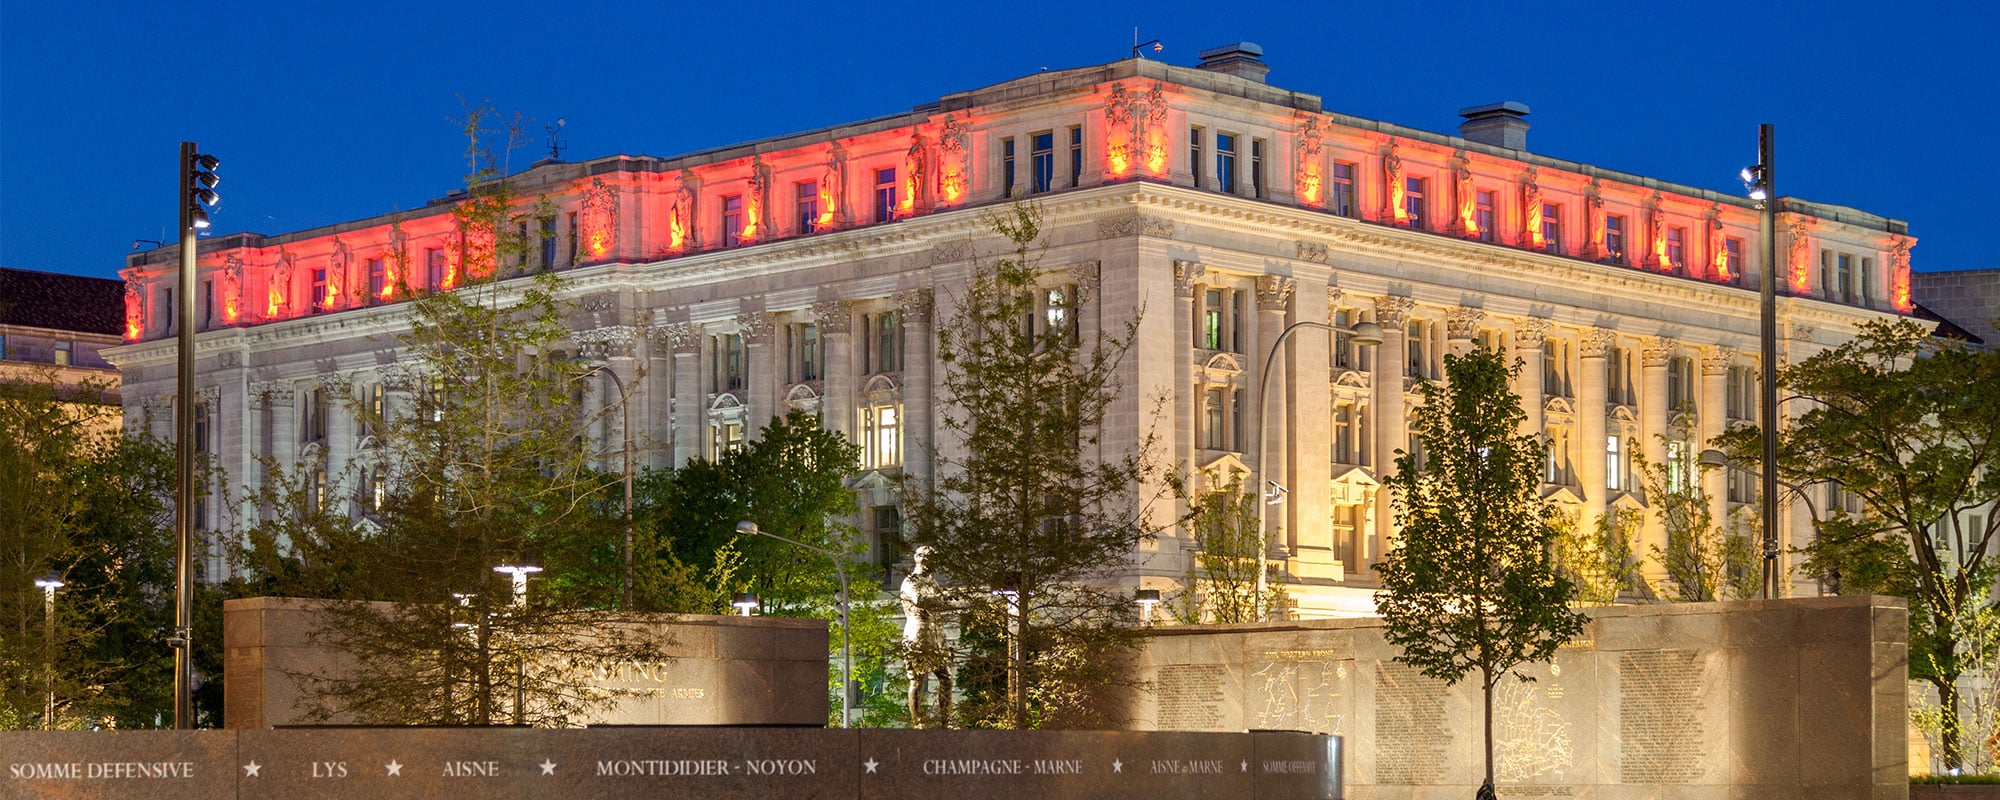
[{"x1": 111, "y1": 45, "x2": 1913, "y2": 616}]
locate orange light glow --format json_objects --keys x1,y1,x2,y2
[
  {"x1": 322, "y1": 273, "x2": 340, "y2": 309},
  {"x1": 1788, "y1": 256, "x2": 1810, "y2": 294},
  {"x1": 123, "y1": 316, "x2": 141, "y2": 342},
  {"x1": 378, "y1": 265, "x2": 397, "y2": 300},
  {"x1": 1652, "y1": 236, "x2": 1672, "y2": 271},
  {"x1": 1384, "y1": 143, "x2": 1406, "y2": 225},
  {"x1": 1526, "y1": 204, "x2": 1544, "y2": 247},
  {"x1": 817, "y1": 184, "x2": 838, "y2": 227},
  {"x1": 1142, "y1": 131, "x2": 1168, "y2": 176},
  {"x1": 267, "y1": 286, "x2": 284, "y2": 318},
  {"x1": 1709, "y1": 241, "x2": 1730, "y2": 282},
  {"x1": 899, "y1": 171, "x2": 917, "y2": 214},
  {"x1": 1890, "y1": 238, "x2": 1914, "y2": 312},
  {"x1": 1107, "y1": 142, "x2": 1132, "y2": 177},
  {"x1": 1298, "y1": 167, "x2": 1321, "y2": 206},
  {"x1": 742, "y1": 196, "x2": 761, "y2": 241},
  {"x1": 668, "y1": 202, "x2": 686, "y2": 252},
  {"x1": 940, "y1": 169, "x2": 965, "y2": 203}
]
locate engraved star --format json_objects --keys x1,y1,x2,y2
[
  {"x1": 385, "y1": 760, "x2": 403, "y2": 777},
  {"x1": 1111, "y1": 759, "x2": 1122, "y2": 774},
  {"x1": 1240, "y1": 760, "x2": 1249, "y2": 772},
  {"x1": 242, "y1": 761, "x2": 261, "y2": 777},
  {"x1": 539, "y1": 760, "x2": 557, "y2": 776},
  {"x1": 863, "y1": 758, "x2": 879, "y2": 774}
]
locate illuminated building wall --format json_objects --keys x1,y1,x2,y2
[{"x1": 110, "y1": 47, "x2": 1914, "y2": 615}]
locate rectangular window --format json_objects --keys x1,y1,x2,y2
[
  {"x1": 1332, "y1": 309, "x2": 1357, "y2": 369},
  {"x1": 1606, "y1": 436, "x2": 1623, "y2": 492},
  {"x1": 1250, "y1": 138, "x2": 1267, "y2": 199},
  {"x1": 426, "y1": 247, "x2": 446, "y2": 289},
  {"x1": 1725, "y1": 365, "x2": 1754, "y2": 420},
  {"x1": 1407, "y1": 321, "x2": 1427, "y2": 378},
  {"x1": 870, "y1": 311, "x2": 902, "y2": 373},
  {"x1": 1605, "y1": 346, "x2": 1627, "y2": 406},
  {"x1": 874, "y1": 168, "x2": 897, "y2": 223},
  {"x1": 863, "y1": 403, "x2": 901, "y2": 468},
  {"x1": 796, "y1": 181, "x2": 820, "y2": 234},
  {"x1": 716, "y1": 334, "x2": 745, "y2": 393},
  {"x1": 1404, "y1": 177, "x2": 1426, "y2": 229},
  {"x1": 311, "y1": 269, "x2": 329, "y2": 312},
  {"x1": 793, "y1": 323, "x2": 820, "y2": 382},
  {"x1": 1204, "y1": 388, "x2": 1226, "y2": 450},
  {"x1": 1189, "y1": 126, "x2": 1204, "y2": 187},
  {"x1": 1838, "y1": 253, "x2": 1855, "y2": 303},
  {"x1": 1333, "y1": 403, "x2": 1357, "y2": 464},
  {"x1": 1216, "y1": 133, "x2": 1237, "y2": 195},
  {"x1": 1002, "y1": 137, "x2": 1016, "y2": 198},
  {"x1": 721, "y1": 196, "x2": 744, "y2": 247},
  {"x1": 1542, "y1": 203, "x2": 1563, "y2": 255},
  {"x1": 1068, "y1": 126, "x2": 1084, "y2": 187},
  {"x1": 53, "y1": 341, "x2": 71, "y2": 366},
  {"x1": 199, "y1": 278, "x2": 213, "y2": 328},
  {"x1": 1725, "y1": 237, "x2": 1743, "y2": 281},
  {"x1": 1668, "y1": 356, "x2": 1695, "y2": 412},
  {"x1": 1667, "y1": 226, "x2": 1687, "y2": 271},
  {"x1": 712, "y1": 420, "x2": 746, "y2": 459},
  {"x1": 1605, "y1": 215, "x2": 1627, "y2": 264},
  {"x1": 1861, "y1": 257, "x2": 1875, "y2": 304},
  {"x1": 1475, "y1": 190, "x2": 1495, "y2": 242},
  {"x1": 567, "y1": 211, "x2": 579, "y2": 264},
  {"x1": 303, "y1": 387, "x2": 329, "y2": 444},
  {"x1": 1043, "y1": 286, "x2": 1074, "y2": 339},
  {"x1": 366, "y1": 257, "x2": 386, "y2": 301},
  {"x1": 1819, "y1": 249, "x2": 1834, "y2": 297},
  {"x1": 540, "y1": 216, "x2": 557, "y2": 269},
  {"x1": 515, "y1": 222, "x2": 530, "y2": 269},
  {"x1": 1031, "y1": 131, "x2": 1054, "y2": 194},
  {"x1": 1330, "y1": 162, "x2": 1356, "y2": 217},
  {"x1": 1202, "y1": 289, "x2": 1224, "y2": 350}
]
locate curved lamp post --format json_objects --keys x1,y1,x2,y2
[
  {"x1": 1253, "y1": 320, "x2": 1383, "y2": 620},
  {"x1": 736, "y1": 520, "x2": 852, "y2": 728},
  {"x1": 573, "y1": 363, "x2": 635, "y2": 608},
  {"x1": 1698, "y1": 448, "x2": 1825, "y2": 594}
]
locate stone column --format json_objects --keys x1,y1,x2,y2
[
  {"x1": 1254, "y1": 276, "x2": 1294, "y2": 558},
  {"x1": 816, "y1": 301, "x2": 854, "y2": 443},
  {"x1": 1700, "y1": 347, "x2": 1734, "y2": 544},
  {"x1": 1284, "y1": 272, "x2": 1334, "y2": 577},
  {"x1": 1640, "y1": 337, "x2": 1678, "y2": 566},
  {"x1": 1371, "y1": 296, "x2": 1415, "y2": 563},
  {"x1": 1446, "y1": 307, "x2": 1483, "y2": 359},
  {"x1": 1173, "y1": 262, "x2": 1202, "y2": 494},
  {"x1": 1579, "y1": 329, "x2": 1612, "y2": 535},
  {"x1": 740, "y1": 311, "x2": 776, "y2": 438},
  {"x1": 897, "y1": 288, "x2": 934, "y2": 485},
  {"x1": 1515, "y1": 318, "x2": 1549, "y2": 438},
  {"x1": 660, "y1": 323, "x2": 703, "y2": 467}
]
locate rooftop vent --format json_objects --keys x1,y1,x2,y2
[
  {"x1": 1458, "y1": 101, "x2": 1531, "y2": 151},
  {"x1": 1196, "y1": 42, "x2": 1269, "y2": 83}
]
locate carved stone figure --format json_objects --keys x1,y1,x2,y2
[{"x1": 900, "y1": 546, "x2": 952, "y2": 728}]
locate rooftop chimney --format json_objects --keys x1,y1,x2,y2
[
  {"x1": 1458, "y1": 101, "x2": 1531, "y2": 151},
  {"x1": 1196, "y1": 42, "x2": 1269, "y2": 83}
]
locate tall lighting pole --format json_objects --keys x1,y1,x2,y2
[
  {"x1": 174, "y1": 142, "x2": 219, "y2": 729},
  {"x1": 35, "y1": 574, "x2": 63, "y2": 730},
  {"x1": 1252, "y1": 320, "x2": 1382, "y2": 620},
  {"x1": 494, "y1": 562, "x2": 542, "y2": 725},
  {"x1": 575, "y1": 364, "x2": 634, "y2": 608},
  {"x1": 736, "y1": 520, "x2": 851, "y2": 728},
  {"x1": 1742, "y1": 125, "x2": 1780, "y2": 600}
]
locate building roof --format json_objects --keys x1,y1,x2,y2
[{"x1": 0, "y1": 267, "x2": 125, "y2": 336}]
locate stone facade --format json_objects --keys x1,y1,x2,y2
[
  {"x1": 1914, "y1": 267, "x2": 2000, "y2": 348},
  {"x1": 108, "y1": 53, "x2": 1912, "y2": 615}
]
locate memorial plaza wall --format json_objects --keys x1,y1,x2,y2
[
  {"x1": 223, "y1": 597, "x2": 829, "y2": 729},
  {"x1": 1123, "y1": 595, "x2": 1908, "y2": 799}
]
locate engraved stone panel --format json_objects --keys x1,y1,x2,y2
[
  {"x1": 1615, "y1": 649, "x2": 1715, "y2": 784},
  {"x1": 1156, "y1": 665, "x2": 1226, "y2": 731},
  {"x1": 1370, "y1": 661, "x2": 1450, "y2": 785}
]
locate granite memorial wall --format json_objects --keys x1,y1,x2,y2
[
  {"x1": 0, "y1": 728, "x2": 1341, "y2": 800},
  {"x1": 223, "y1": 597, "x2": 829, "y2": 729},
  {"x1": 1124, "y1": 595, "x2": 1908, "y2": 800}
]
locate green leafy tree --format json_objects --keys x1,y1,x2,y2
[
  {"x1": 1715, "y1": 319, "x2": 2000, "y2": 772},
  {"x1": 234, "y1": 105, "x2": 663, "y2": 726},
  {"x1": 1552, "y1": 507, "x2": 1642, "y2": 607},
  {"x1": 1376, "y1": 347, "x2": 1586, "y2": 792},
  {"x1": 1640, "y1": 430, "x2": 1759, "y2": 602},
  {"x1": 904, "y1": 204, "x2": 1152, "y2": 729},
  {"x1": 0, "y1": 373, "x2": 189, "y2": 728},
  {"x1": 1170, "y1": 473, "x2": 1285, "y2": 623}
]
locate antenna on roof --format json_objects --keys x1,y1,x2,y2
[{"x1": 545, "y1": 118, "x2": 567, "y2": 162}]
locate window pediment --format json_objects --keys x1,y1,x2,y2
[
  {"x1": 1201, "y1": 352, "x2": 1245, "y2": 377},
  {"x1": 1542, "y1": 485, "x2": 1584, "y2": 506},
  {"x1": 1333, "y1": 369, "x2": 1371, "y2": 390}
]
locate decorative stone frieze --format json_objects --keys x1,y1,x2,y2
[
  {"x1": 894, "y1": 289, "x2": 934, "y2": 323},
  {"x1": 812, "y1": 301, "x2": 852, "y2": 334},
  {"x1": 1173, "y1": 260, "x2": 1206, "y2": 298},
  {"x1": 1067, "y1": 261, "x2": 1101, "y2": 302},
  {"x1": 652, "y1": 321, "x2": 700, "y2": 354},
  {"x1": 737, "y1": 311, "x2": 775, "y2": 345},
  {"x1": 1581, "y1": 328, "x2": 1616, "y2": 359},
  {"x1": 1255, "y1": 276, "x2": 1296, "y2": 311},
  {"x1": 1373, "y1": 296, "x2": 1415, "y2": 328},
  {"x1": 1295, "y1": 240, "x2": 1330, "y2": 264},
  {"x1": 1098, "y1": 213, "x2": 1174, "y2": 239},
  {"x1": 1642, "y1": 337, "x2": 1679, "y2": 367},
  {"x1": 1701, "y1": 346, "x2": 1736, "y2": 374},
  {"x1": 930, "y1": 240, "x2": 971, "y2": 265},
  {"x1": 1446, "y1": 307, "x2": 1485, "y2": 340},
  {"x1": 1514, "y1": 317, "x2": 1551, "y2": 347}
]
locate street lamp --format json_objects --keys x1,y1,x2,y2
[
  {"x1": 1699, "y1": 448, "x2": 1826, "y2": 593},
  {"x1": 1253, "y1": 320, "x2": 1384, "y2": 620},
  {"x1": 736, "y1": 519, "x2": 853, "y2": 728},
  {"x1": 493, "y1": 562, "x2": 541, "y2": 725},
  {"x1": 1134, "y1": 588, "x2": 1162, "y2": 626},
  {"x1": 34, "y1": 573, "x2": 62, "y2": 730},
  {"x1": 173, "y1": 142, "x2": 219, "y2": 730},
  {"x1": 574, "y1": 363, "x2": 635, "y2": 608},
  {"x1": 732, "y1": 592, "x2": 760, "y2": 616},
  {"x1": 1741, "y1": 124, "x2": 1781, "y2": 600}
]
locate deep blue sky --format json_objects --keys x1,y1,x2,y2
[{"x1": 2, "y1": 0, "x2": 1992, "y2": 280}]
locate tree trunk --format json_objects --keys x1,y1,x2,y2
[
  {"x1": 1936, "y1": 675, "x2": 1964, "y2": 772},
  {"x1": 1482, "y1": 666, "x2": 1495, "y2": 790},
  {"x1": 1009, "y1": 595, "x2": 1028, "y2": 728}
]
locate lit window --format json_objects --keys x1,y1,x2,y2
[
  {"x1": 1724, "y1": 238, "x2": 1743, "y2": 281},
  {"x1": 1031, "y1": 132, "x2": 1054, "y2": 194},
  {"x1": 1403, "y1": 177, "x2": 1426, "y2": 228},
  {"x1": 1605, "y1": 215, "x2": 1627, "y2": 264},
  {"x1": 863, "y1": 403, "x2": 902, "y2": 468},
  {"x1": 1542, "y1": 203, "x2": 1562, "y2": 255},
  {"x1": 721, "y1": 196, "x2": 744, "y2": 248},
  {"x1": 712, "y1": 419, "x2": 746, "y2": 459},
  {"x1": 874, "y1": 168, "x2": 897, "y2": 223},
  {"x1": 426, "y1": 248, "x2": 447, "y2": 289},
  {"x1": 796, "y1": 181, "x2": 820, "y2": 234},
  {"x1": 1202, "y1": 289, "x2": 1225, "y2": 350},
  {"x1": 367, "y1": 257, "x2": 386, "y2": 301},
  {"x1": 1606, "y1": 436, "x2": 1623, "y2": 491},
  {"x1": 1667, "y1": 226, "x2": 1687, "y2": 271},
  {"x1": 1044, "y1": 286, "x2": 1072, "y2": 339},
  {"x1": 311, "y1": 270, "x2": 329, "y2": 312},
  {"x1": 1475, "y1": 190, "x2": 1495, "y2": 242},
  {"x1": 1330, "y1": 162, "x2": 1356, "y2": 217},
  {"x1": 53, "y1": 341, "x2": 71, "y2": 366},
  {"x1": 1216, "y1": 133, "x2": 1237, "y2": 194}
]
